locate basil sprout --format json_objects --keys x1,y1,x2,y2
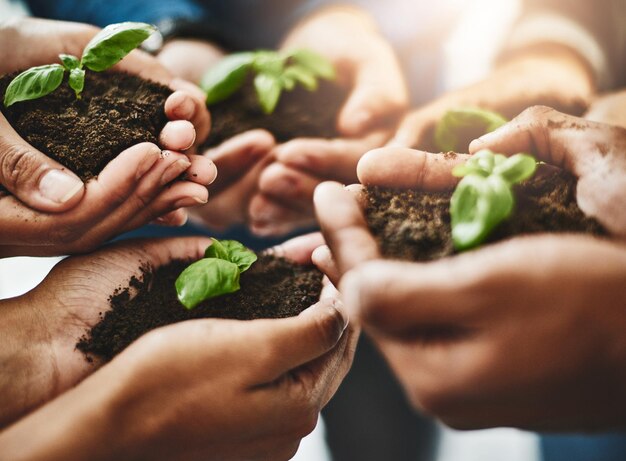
[
  {"x1": 176, "y1": 239, "x2": 258, "y2": 310},
  {"x1": 450, "y1": 150, "x2": 537, "y2": 250},
  {"x1": 435, "y1": 107, "x2": 508, "y2": 153},
  {"x1": 201, "y1": 49, "x2": 336, "y2": 114}
]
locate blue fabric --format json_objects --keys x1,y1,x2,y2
[
  {"x1": 541, "y1": 433, "x2": 626, "y2": 461},
  {"x1": 26, "y1": 0, "x2": 322, "y2": 49},
  {"x1": 27, "y1": 0, "x2": 205, "y2": 28}
]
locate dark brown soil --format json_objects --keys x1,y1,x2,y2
[
  {"x1": 0, "y1": 70, "x2": 171, "y2": 182},
  {"x1": 77, "y1": 254, "x2": 323, "y2": 362},
  {"x1": 204, "y1": 79, "x2": 348, "y2": 146},
  {"x1": 364, "y1": 164, "x2": 606, "y2": 262}
]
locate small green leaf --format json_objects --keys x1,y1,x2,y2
[
  {"x1": 451, "y1": 173, "x2": 514, "y2": 251},
  {"x1": 3, "y1": 64, "x2": 65, "y2": 107},
  {"x1": 283, "y1": 65, "x2": 318, "y2": 91},
  {"x1": 289, "y1": 49, "x2": 336, "y2": 80},
  {"x1": 68, "y1": 68, "x2": 85, "y2": 98},
  {"x1": 255, "y1": 72, "x2": 282, "y2": 114},
  {"x1": 453, "y1": 149, "x2": 498, "y2": 178},
  {"x1": 493, "y1": 153, "x2": 537, "y2": 185},
  {"x1": 81, "y1": 22, "x2": 156, "y2": 72},
  {"x1": 59, "y1": 54, "x2": 81, "y2": 70},
  {"x1": 219, "y1": 240, "x2": 258, "y2": 272},
  {"x1": 176, "y1": 258, "x2": 241, "y2": 309},
  {"x1": 252, "y1": 50, "x2": 286, "y2": 76},
  {"x1": 205, "y1": 239, "x2": 258, "y2": 272},
  {"x1": 202, "y1": 52, "x2": 255, "y2": 105},
  {"x1": 435, "y1": 107, "x2": 508, "y2": 152}
]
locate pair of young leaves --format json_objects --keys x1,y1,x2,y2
[
  {"x1": 176, "y1": 239, "x2": 258, "y2": 310},
  {"x1": 3, "y1": 22, "x2": 156, "y2": 107},
  {"x1": 201, "y1": 49, "x2": 336, "y2": 114}
]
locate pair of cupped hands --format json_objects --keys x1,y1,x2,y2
[{"x1": 0, "y1": 18, "x2": 358, "y2": 461}]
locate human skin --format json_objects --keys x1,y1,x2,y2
[
  {"x1": 0, "y1": 236, "x2": 357, "y2": 460},
  {"x1": 389, "y1": 44, "x2": 595, "y2": 151},
  {"x1": 0, "y1": 18, "x2": 215, "y2": 253},
  {"x1": 166, "y1": 6, "x2": 408, "y2": 235},
  {"x1": 311, "y1": 107, "x2": 626, "y2": 431},
  {"x1": 247, "y1": 5, "x2": 408, "y2": 236},
  {"x1": 585, "y1": 89, "x2": 626, "y2": 129}
]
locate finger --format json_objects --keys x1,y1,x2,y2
[
  {"x1": 122, "y1": 181, "x2": 208, "y2": 232},
  {"x1": 0, "y1": 112, "x2": 84, "y2": 212},
  {"x1": 248, "y1": 194, "x2": 315, "y2": 237},
  {"x1": 357, "y1": 148, "x2": 467, "y2": 190},
  {"x1": 248, "y1": 298, "x2": 348, "y2": 383},
  {"x1": 267, "y1": 232, "x2": 325, "y2": 265},
  {"x1": 204, "y1": 130, "x2": 275, "y2": 193},
  {"x1": 312, "y1": 245, "x2": 341, "y2": 286},
  {"x1": 113, "y1": 48, "x2": 172, "y2": 85},
  {"x1": 258, "y1": 163, "x2": 320, "y2": 208},
  {"x1": 164, "y1": 86, "x2": 212, "y2": 146},
  {"x1": 152, "y1": 209, "x2": 188, "y2": 227},
  {"x1": 469, "y1": 106, "x2": 603, "y2": 172},
  {"x1": 189, "y1": 155, "x2": 270, "y2": 230},
  {"x1": 341, "y1": 235, "x2": 626, "y2": 336},
  {"x1": 159, "y1": 120, "x2": 196, "y2": 152},
  {"x1": 338, "y1": 44, "x2": 408, "y2": 136},
  {"x1": 314, "y1": 182, "x2": 380, "y2": 277},
  {"x1": 0, "y1": 143, "x2": 162, "y2": 249},
  {"x1": 274, "y1": 130, "x2": 389, "y2": 182},
  {"x1": 183, "y1": 154, "x2": 217, "y2": 186},
  {"x1": 388, "y1": 108, "x2": 440, "y2": 150}
]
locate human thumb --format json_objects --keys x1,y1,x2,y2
[{"x1": 0, "y1": 113, "x2": 84, "y2": 212}]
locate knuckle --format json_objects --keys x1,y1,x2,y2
[
  {"x1": 521, "y1": 105, "x2": 554, "y2": 122},
  {"x1": 0, "y1": 141, "x2": 40, "y2": 189},
  {"x1": 310, "y1": 309, "x2": 343, "y2": 350}
]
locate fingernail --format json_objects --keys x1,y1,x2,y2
[
  {"x1": 174, "y1": 195, "x2": 208, "y2": 208},
  {"x1": 160, "y1": 157, "x2": 191, "y2": 186},
  {"x1": 136, "y1": 147, "x2": 161, "y2": 180},
  {"x1": 39, "y1": 169, "x2": 84, "y2": 204}
]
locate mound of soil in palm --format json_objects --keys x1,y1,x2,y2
[
  {"x1": 204, "y1": 80, "x2": 348, "y2": 146},
  {"x1": 77, "y1": 254, "x2": 323, "y2": 362},
  {"x1": 364, "y1": 162, "x2": 606, "y2": 262},
  {"x1": 0, "y1": 70, "x2": 171, "y2": 182}
]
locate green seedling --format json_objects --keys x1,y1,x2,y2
[
  {"x1": 3, "y1": 22, "x2": 156, "y2": 107},
  {"x1": 201, "y1": 49, "x2": 336, "y2": 114},
  {"x1": 435, "y1": 107, "x2": 508, "y2": 152},
  {"x1": 175, "y1": 238, "x2": 258, "y2": 309},
  {"x1": 450, "y1": 149, "x2": 537, "y2": 251}
]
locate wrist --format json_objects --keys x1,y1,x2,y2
[{"x1": 0, "y1": 295, "x2": 56, "y2": 428}]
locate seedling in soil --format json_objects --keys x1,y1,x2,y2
[
  {"x1": 435, "y1": 107, "x2": 508, "y2": 152},
  {"x1": 451, "y1": 149, "x2": 537, "y2": 251},
  {"x1": 175, "y1": 239, "x2": 258, "y2": 309},
  {"x1": 3, "y1": 22, "x2": 156, "y2": 107},
  {"x1": 201, "y1": 49, "x2": 336, "y2": 114}
]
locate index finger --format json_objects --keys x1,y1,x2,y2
[{"x1": 314, "y1": 182, "x2": 380, "y2": 278}]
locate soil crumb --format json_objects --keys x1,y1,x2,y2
[
  {"x1": 364, "y1": 165, "x2": 606, "y2": 262},
  {"x1": 77, "y1": 254, "x2": 323, "y2": 362},
  {"x1": 0, "y1": 70, "x2": 171, "y2": 182}
]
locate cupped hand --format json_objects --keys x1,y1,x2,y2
[
  {"x1": 0, "y1": 19, "x2": 216, "y2": 255},
  {"x1": 0, "y1": 236, "x2": 357, "y2": 461},
  {"x1": 470, "y1": 106, "x2": 626, "y2": 238},
  {"x1": 241, "y1": 5, "x2": 407, "y2": 237},
  {"x1": 311, "y1": 110, "x2": 626, "y2": 431},
  {"x1": 389, "y1": 45, "x2": 595, "y2": 151}
]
